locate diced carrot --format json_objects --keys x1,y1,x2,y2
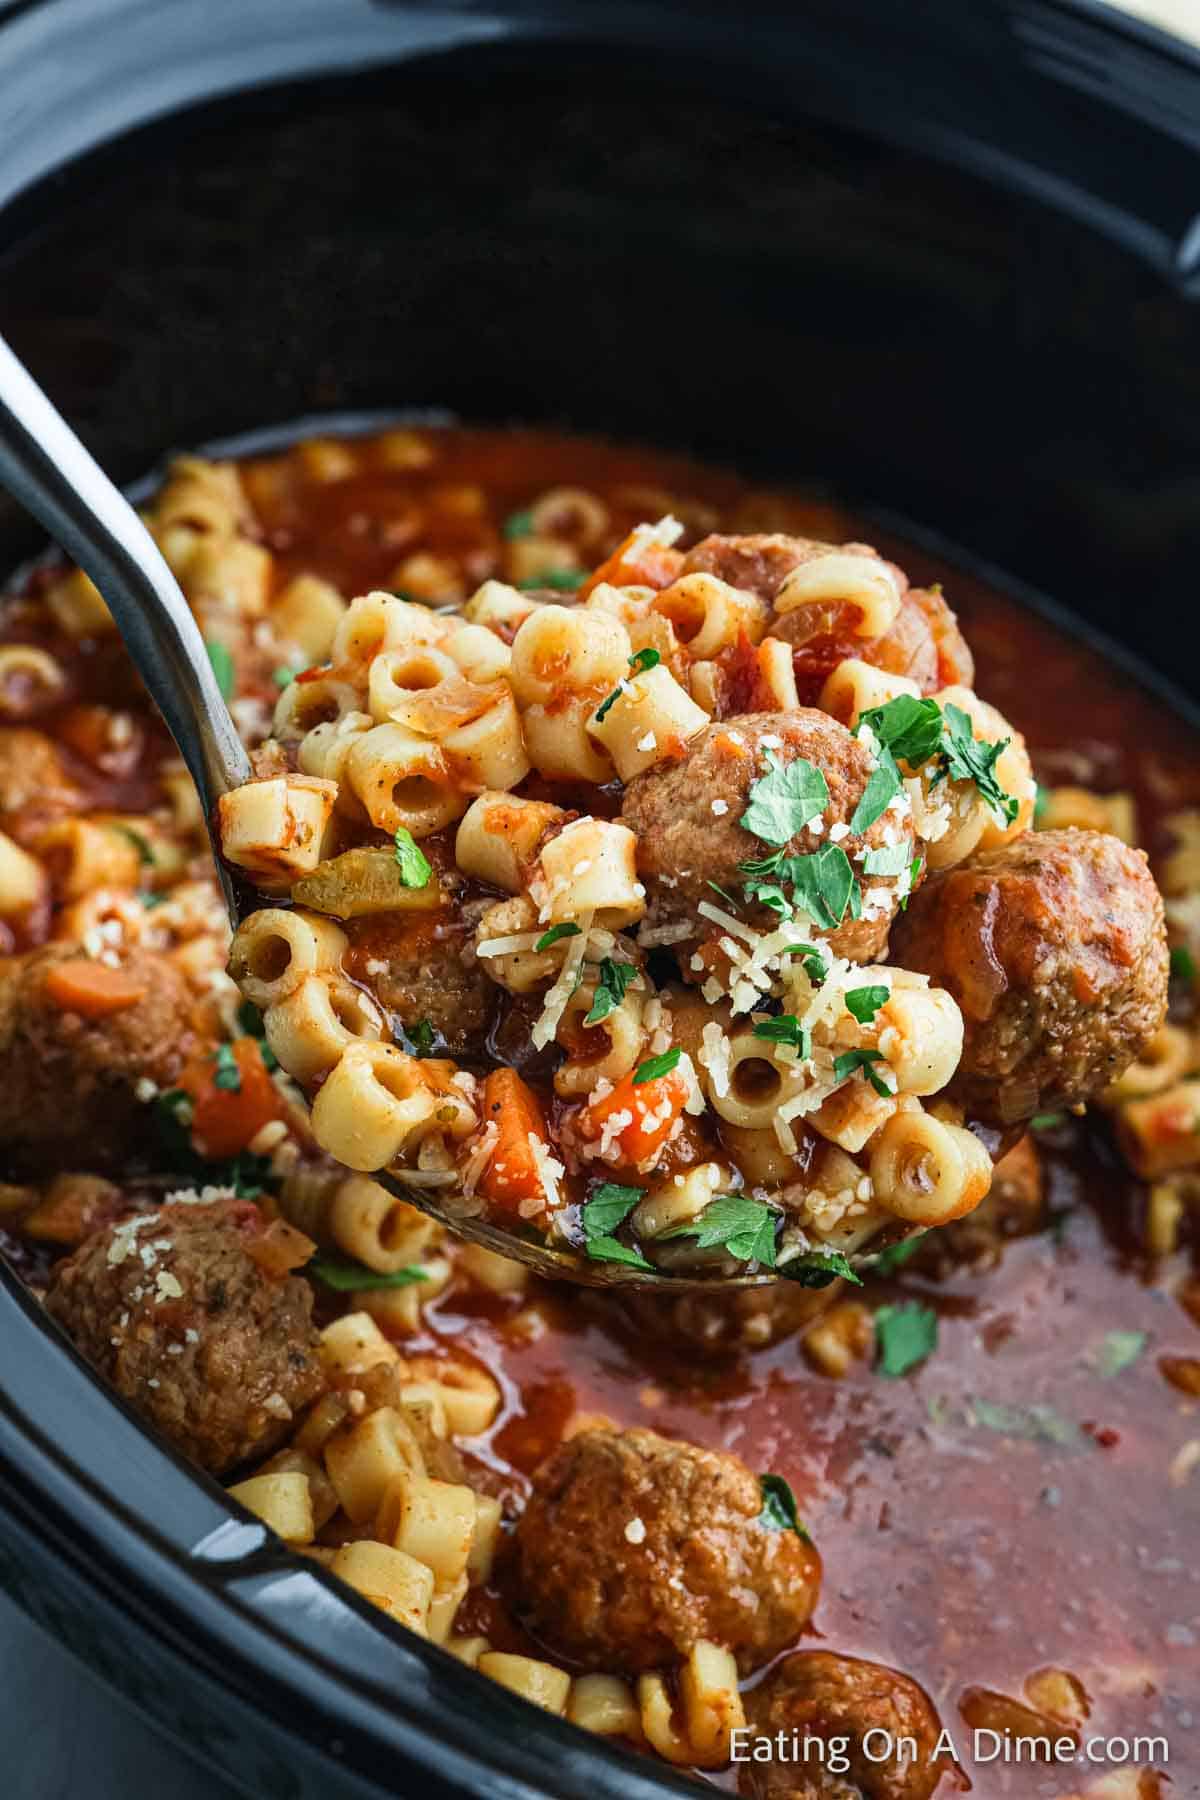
[
  {"x1": 43, "y1": 958, "x2": 148, "y2": 1018},
  {"x1": 576, "y1": 1066, "x2": 690, "y2": 1169},
  {"x1": 243, "y1": 1216, "x2": 317, "y2": 1278},
  {"x1": 179, "y1": 1036, "x2": 284, "y2": 1160},
  {"x1": 477, "y1": 1068, "x2": 551, "y2": 1211},
  {"x1": 577, "y1": 530, "x2": 684, "y2": 601}
]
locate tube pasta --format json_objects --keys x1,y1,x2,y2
[
  {"x1": 442, "y1": 687, "x2": 530, "y2": 793},
  {"x1": 509, "y1": 605, "x2": 630, "y2": 707},
  {"x1": 217, "y1": 775, "x2": 337, "y2": 880},
  {"x1": 0, "y1": 644, "x2": 65, "y2": 713},
  {"x1": 819, "y1": 656, "x2": 921, "y2": 727},
  {"x1": 310, "y1": 1044, "x2": 476, "y2": 1173},
  {"x1": 324, "y1": 1407, "x2": 427, "y2": 1522},
  {"x1": 474, "y1": 895, "x2": 565, "y2": 994},
  {"x1": 870, "y1": 1110, "x2": 992, "y2": 1224},
  {"x1": 376, "y1": 1472, "x2": 477, "y2": 1584},
  {"x1": 554, "y1": 981, "x2": 645, "y2": 1097},
  {"x1": 353, "y1": 1257, "x2": 452, "y2": 1335},
  {"x1": 226, "y1": 1472, "x2": 314, "y2": 1544},
  {"x1": 534, "y1": 817, "x2": 645, "y2": 928},
  {"x1": 462, "y1": 579, "x2": 542, "y2": 636},
  {"x1": 1116, "y1": 1079, "x2": 1200, "y2": 1179},
  {"x1": 229, "y1": 907, "x2": 348, "y2": 1008},
  {"x1": 775, "y1": 550, "x2": 902, "y2": 637},
  {"x1": 455, "y1": 791, "x2": 564, "y2": 893},
  {"x1": 1104, "y1": 1023, "x2": 1193, "y2": 1103},
  {"x1": 154, "y1": 455, "x2": 249, "y2": 537},
  {"x1": 45, "y1": 568, "x2": 116, "y2": 636},
  {"x1": 809, "y1": 1079, "x2": 897, "y2": 1153},
  {"x1": 264, "y1": 974, "x2": 387, "y2": 1082},
  {"x1": 344, "y1": 724, "x2": 465, "y2": 837},
  {"x1": 367, "y1": 646, "x2": 461, "y2": 720},
  {"x1": 33, "y1": 818, "x2": 141, "y2": 900},
  {"x1": 679, "y1": 1641, "x2": 746, "y2": 1767},
  {"x1": 586, "y1": 663, "x2": 709, "y2": 781},
  {"x1": 271, "y1": 574, "x2": 346, "y2": 662},
  {"x1": 441, "y1": 621, "x2": 513, "y2": 683},
  {"x1": 426, "y1": 1576, "x2": 470, "y2": 1647},
  {"x1": 637, "y1": 1674, "x2": 692, "y2": 1764},
  {"x1": 652, "y1": 572, "x2": 767, "y2": 657},
  {"x1": 527, "y1": 485, "x2": 610, "y2": 545},
  {"x1": 705, "y1": 1033, "x2": 809, "y2": 1129},
  {"x1": 329, "y1": 1540, "x2": 434, "y2": 1633},
  {"x1": 318, "y1": 1311, "x2": 400, "y2": 1376},
  {"x1": 184, "y1": 536, "x2": 272, "y2": 616},
  {"x1": 568, "y1": 1675, "x2": 641, "y2": 1740},
  {"x1": 333, "y1": 590, "x2": 447, "y2": 667},
  {"x1": 1037, "y1": 783, "x2": 1137, "y2": 845},
  {"x1": 754, "y1": 637, "x2": 800, "y2": 711},
  {"x1": 523, "y1": 697, "x2": 615, "y2": 783},
  {"x1": 329, "y1": 1175, "x2": 438, "y2": 1272},
  {"x1": 272, "y1": 674, "x2": 361, "y2": 739},
  {"x1": 872, "y1": 983, "x2": 964, "y2": 1095},
  {"x1": 477, "y1": 1654, "x2": 571, "y2": 1716}
]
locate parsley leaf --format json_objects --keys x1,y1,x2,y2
[
  {"x1": 900, "y1": 855, "x2": 923, "y2": 909},
  {"x1": 845, "y1": 984, "x2": 889, "y2": 1024},
  {"x1": 860, "y1": 694, "x2": 944, "y2": 766},
  {"x1": 633, "y1": 1047, "x2": 681, "y2": 1085},
  {"x1": 581, "y1": 1182, "x2": 644, "y2": 1238},
  {"x1": 1094, "y1": 1330, "x2": 1147, "y2": 1378},
  {"x1": 594, "y1": 649, "x2": 662, "y2": 724},
  {"x1": 1033, "y1": 783, "x2": 1049, "y2": 824},
  {"x1": 503, "y1": 509, "x2": 535, "y2": 540},
  {"x1": 757, "y1": 1474, "x2": 811, "y2": 1541},
  {"x1": 872, "y1": 1232, "x2": 928, "y2": 1274},
  {"x1": 850, "y1": 761, "x2": 902, "y2": 834},
  {"x1": 205, "y1": 640, "x2": 235, "y2": 702},
  {"x1": 584, "y1": 1236, "x2": 654, "y2": 1270},
  {"x1": 875, "y1": 1302, "x2": 938, "y2": 1376},
  {"x1": 212, "y1": 1042, "x2": 242, "y2": 1092},
  {"x1": 407, "y1": 1019, "x2": 435, "y2": 1056},
  {"x1": 939, "y1": 702, "x2": 1018, "y2": 823},
  {"x1": 778, "y1": 1247, "x2": 863, "y2": 1288},
  {"x1": 832, "y1": 1046, "x2": 893, "y2": 1097},
  {"x1": 663, "y1": 1194, "x2": 778, "y2": 1266},
  {"x1": 394, "y1": 828, "x2": 432, "y2": 888},
  {"x1": 740, "y1": 754, "x2": 829, "y2": 847},
  {"x1": 519, "y1": 569, "x2": 585, "y2": 592},
  {"x1": 752, "y1": 1015, "x2": 812, "y2": 1058},
  {"x1": 862, "y1": 842, "x2": 912, "y2": 878},
  {"x1": 308, "y1": 1256, "x2": 428, "y2": 1292},
  {"x1": 789, "y1": 844, "x2": 857, "y2": 929},
  {"x1": 585, "y1": 958, "x2": 637, "y2": 1025},
  {"x1": 784, "y1": 943, "x2": 829, "y2": 983},
  {"x1": 1031, "y1": 1111, "x2": 1067, "y2": 1131},
  {"x1": 536, "y1": 922, "x2": 581, "y2": 952},
  {"x1": 1171, "y1": 945, "x2": 1197, "y2": 984},
  {"x1": 272, "y1": 665, "x2": 297, "y2": 689},
  {"x1": 114, "y1": 824, "x2": 154, "y2": 867},
  {"x1": 237, "y1": 999, "x2": 267, "y2": 1038},
  {"x1": 706, "y1": 880, "x2": 742, "y2": 910}
]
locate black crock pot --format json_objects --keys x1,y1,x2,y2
[{"x1": 2, "y1": 2, "x2": 1200, "y2": 1794}]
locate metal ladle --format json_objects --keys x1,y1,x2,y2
[{"x1": 0, "y1": 334, "x2": 871, "y2": 1290}]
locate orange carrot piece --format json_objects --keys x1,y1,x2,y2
[
  {"x1": 577, "y1": 530, "x2": 683, "y2": 601},
  {"x1": 43, "y1": 958, "x2": 148, "y2": 1018},
  {"x1": 180, "y1": 1037, "x2": 283, "y2": 1160},
  {"x1": 243, "y1": 1217, "x2": 316, "y2": 1278},
  {"x1": 478, "y1": 1068, "x2": 551, "y2": 1211},
  {"x1": 576, "y1": 1066, "x2": 689, "y2": 1169}
]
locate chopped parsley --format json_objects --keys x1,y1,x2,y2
[
  {"x1": 272, "y1": 665, "x2": 297, "y2": 689},
  {"x1": 205, "y1": 640, "x2": 235, "y2": 702},
  {"x1": 237, "y1": 999, "x2": 267, "y2": 1038},
  {"x1": 585, "y1": 957, "x2": 637, "y2": 1025},
  {"x1": 832, "y1": 1046, "x2": 893, "y2": 1097},
  {"x1": 784, "y1": 942, "x2": 829, "y2": 984},
  {"x1": 937, "y1": 701, "x2": 1019, "y2": 823},
  {"x1": 853, "y1": 693, "x2": 1017, "y2": 829},
  {"x1": 1033, "y1": 783, "x2": 1049, "y2": 824},
  {"x1": 872, "y1": 1232, "x2": 928, "y2": 1274},
  {"x1": 861, "y1": 694, "x2": 944, "y2": 767},
  {"x1": 778, "y1": 1247, "x2": 863, "y2": 1288},
  {"x1": 706, "y1": 880, "x2": 742, "y2": 910},
  {"x1": 633, "y1": 1047, "x2": 681, "y2": 1085},
  {"x1": 114, "y1": 824, "x2": 154, "y2": 867},
  {"x1": 739, "y1": 753, "x2": 829, "y2": 847},
  {"x1": 757, "y1": 1474, "x2": 811, "y2": 1542},
  {"x1": 307, "y1": 1256, "x2": 429, "y2": 1292},
  {"x1": 1094, "y1": 1330, "x2": 1147, "y2": 1378},
  {"x1": 969, "y1": 1397, "x2": 1081, "y2": 1446},
  {"x1": 581, "y1": 1182, "x2": 652, "y2": 1270},
  {"x1": 850, "y1": 763, "x2": 903, "y2": 835},
  {"x1": 844, "y1": 984, "x2": 889, "y2": 1024},
  {"x1": 212, "y1": 1042, "x2": 242, "y2": 1093},
  {"x1": 900, "y1": 854, "x2": 923, "y2": 909},
  {"x1": 408, "y1": 1019, "x2": 435, "y2": 1057},
  {"x1": 752, "y1": 1015, "x2": 812, "y2": 1058},
  {"x1": 1030, "y1": 1111, "x2": 1067, "y2": 1131},
  {"x1": 502, "y1": 509, "x2": 535, "y2": 540},
  {"x1": 875, "y1": 1302, "x2": 938, "y2": 1376},
  {"x1": 594, "y1": 648, "x2": 661, "y2": 724},
  {"x1": 1171, "y1": 945, "x2": 1197, "y2": 984},
  {"x1": 741, "y1": 844, "x2": 859, "y2": 931},
  {"x1": 518, "y1": 569, "x2": 586, "y2": 592},
  {"x1": 663, "y1": 1194, "x2": 778, "y2": 1266},
  {"x1": 536, "y1": 922, "x2": 581, "y2": 952},
  {"x1": 151, "y1": 1088, "x2": 272, "y2": 1199},
  {"x1": 862, "y1": 842, "x2": 912, "y2": 878},
  {"x1": 394, "y1": 827, "x2": 432, "y2": 888}
]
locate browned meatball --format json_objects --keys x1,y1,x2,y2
[
  {"x1": 681, "y1": 533, "x2": 973, "y2": 705},
  {"x1": 620, "y1": 710, "x2": 915, "y2": 961},
  {"x1": 344, "y1": 910, "x2": 493, "y2": 1053},
  {"x1": 508, "y1": 1426, "x2": 820, "y2": 1674},
  {"x1": 0, "y1": 943, "x2": 195, "y2": 1172},
  {"x1": 890, "y1": 828, "x2": 1168, "y2": 1124},
  {"x1": 740, "y1": 1651, "x2": 944, "y2": 1800},
  {"x1": 45, "y1": 1198, "x2": 324, "y2": 1475}
]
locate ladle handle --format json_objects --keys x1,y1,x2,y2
[{"x1": 0, "y1": 334, "x2": 251, "y2": 814}]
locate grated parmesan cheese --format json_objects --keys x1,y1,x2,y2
[{"x1": 531, "y1": 912, "x2": 593, "y2": 1049}]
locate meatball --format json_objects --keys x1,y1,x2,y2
[
  {"x1": 680, "y1": 533, "x2": 973, "y2": 705},
  {"x1": 45, "y1": 1198, "x2": 324, "y2": 1475},
  {"x1": 740, "y1": 1651, "x2": 943, "y2": 1800},
  {"x1": 344, "y1": 910, "x2": 493, "y2": 1053},
  {"x1": 890, "y1": 828, "x2": 1168, "y2": 1124},
  {"x1": 0, "y1": 943, "x2": 195, "y2": 1172},
  {"x1": 620, "y1": 710, "x2": 916, "y2": 961},
  {"x1": 507, "y1": 1426, "x2": 820, "y2": 1674}
]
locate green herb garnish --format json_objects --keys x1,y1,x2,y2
[
  {"x1": 784, "y1": 943, "x2": 829, "y2": 983},
  {"x1": 938, "y1": 702, "x2": 1019, "y2": 824},
  {"x1": 536, "y1": 922, "x2": 582, "y2": 952},
  {"x1": 205, "y1": 640, "x2": 235, "y2": 702},
  {"x1": 1094, "y1": 1330, "x2": 1147, "y2": 1378},
  {"x1": 394, "y1": 827, "x2": 432, "y2": 888},
  {"x1": 862, "y1": 842, "x2": 912, "y2": 878},
  {"x1": 585, "y1": 957, "x2": 637, "y2": 1025},
  {"x1": 212, "y1": 1042, "x2": 242, "y2": 1093},
  {"x1": 594, "y1": 648, "x2": 662, "y2": 724},
  {"x1": 778, "y1": 1247, "x2": 863, "y2": 1288},
  {"x1": 581, "y1": 1183, "x2": 653, "y2": 1270},
  {"x1": 742, "y1": 844, "x2": 858, "y2": 931},
  {"x1": 832, "y1": 1046, "x2": 893, "y2": 1098},
  {"x1": 752, "y1": 1015, "x2": 812, "y2": 1058},
  {"x1": 1171, "y1": 945, "x2": 1197, "y2": 984},
  {"x1": 308, "y1": 1256, "x2": 429, "y2": 1292},
  {"x1": 757, "y1": 1474, "x2": 811, "y2": 1541},
  {"x1": 872, "y1": 1232, "x2": 928, "y2": 1274},
  {"x1": 114, "y1": 824, "x2": 154, "y2": 867},
  {"x1": 519, "y1": 569, "x2": 586, "y2": 592},
  {"x1": 632, "y1": 1047, "x2": 681, "y2": 1085},
  {"x1": 970, "y1": 1398, "x2": 1081, "y2": 1446},
  {"x1": 503, "y1": 509, "x2": 535, "y2": 540},
  {"x1": 272, "y1": 666, "x2": 297, "y2": 689},
  {"x1": 1031, "y1": 1111, "x2": 1067, "y2": 1131},
  {"x1": 663, "y1": 1194, "x2": 778, "y2": 1266},
  {"x1": 739, "y1": 753, "x2": 829, "y2": 847},
  {"x1": 875, "y1": 1302, "x2": 938, "y2": 1376},
  {"x1": 845, "y1": 984, "x2": 889, "y2": 1024},
  {"x1": 408, "y1": 1019, "x2": 435, "y2": 1056}
]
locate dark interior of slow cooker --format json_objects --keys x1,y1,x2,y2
[{"x1": 2, "y1": 48, "x2": 1199, "y2": 689}]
